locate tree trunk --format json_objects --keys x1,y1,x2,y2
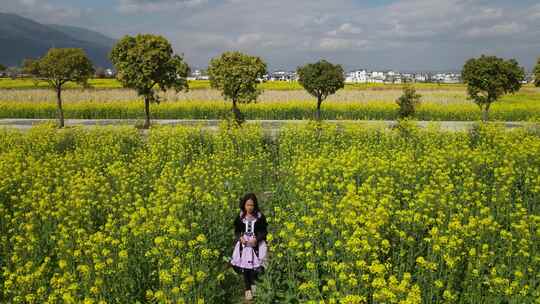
[
  {"x1": 143, "y1": 97, "x2": 151, "y2": 129},
  {"x1": 56, "y1": 87, "x2": 64, "y2": 128},
  {"x1": 232, "y1": 99, "x2": 244, "y2": 126},
  {"x1": 315, "y1": 96, "x2": 322, "y2": 121},
  {"x1": 482, "y1": 103, "x2": 491, "y2": 122}
]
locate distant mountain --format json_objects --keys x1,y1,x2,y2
[
  {"x1": 47, "y1": 24, "x2": 116, "y2": 48},
  {"x1": 0, "y1": 12, "x2": 116, "y2": 68}
]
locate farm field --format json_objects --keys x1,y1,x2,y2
[
  {"x1": 0, "y1": 78, "x2": 469, "y2": 91},
  {"x1": 2, "y1": 1, "x2": 539, "y2": 303},
  {"x1": 0, "y1": 123, "x2": 539, "y2": 303},
  {"x1": 0, "y1": 86, "x2": 539, "y2": 121}
]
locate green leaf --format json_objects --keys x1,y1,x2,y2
[
  {"x1": 297, "y1": 60, "x2": 345, "y2": 102},
  {"x1": 110, "y1": 34, "x2": 190, "y2": 103},
  {"x1": 207, "y1": 51, "x2": 267, "y2": 105}
]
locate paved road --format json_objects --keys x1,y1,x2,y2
[{"x1": 0, "y1": 119, "x2": 537, "y2": 132}]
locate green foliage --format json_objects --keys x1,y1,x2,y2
[
  {"x1": 297, "y1": 60, "x2": 345, "y2": 99},
  {"x1": 21, "y1": 58, "x2": 41, "y2": 87},
  {"x1": 110, "y1": 34, "x2": 190, "y2": 128},
  {"x1": 396, "y1": 84, "x2": 422, "y2": 119},
  {"x1": 297, "y1": 60, "x2": 345, "y2": 119},
  {"x1": 110, "y1": 34, "x2": 190, "y2": 103},
  {"x1": 2, "y1": 95, "x2": 540, "y2": 121},
  {"x1": 35, "y1": 48, "x2": 95, "y2": 90},
  {"x1": 462, "y1": 55, "x2": 525, "y2": 121},
  {"x1": 2, "y1": 124, "x2": 540, "y2": 303},
  {"x1": 534, "y1": 57, "x2": 540, "y2": 87},
  {"x1": 0, "y1": 64, "x2": 6, "y2": 72},
  {"x1": 29, "y1": 48, "x2": 95, "y2": 127},
  {"x1": 207, "y1": 51, "x2": 267, "y2": 124},
  {"x1": 21, "y1": 58, "x2": 39, "y2": 75},
  {"x1": 207, "y1": 51, "x2": 267, "y2": 104}
]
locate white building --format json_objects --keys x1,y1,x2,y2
[
  {"x1": 269, "y1": 71, "x2": 296, "y2": 81},
  {"x1": 384, "y1": 72, "x2": 402, "y2": 84},
  {"x1": 346, "y1": 70, "x2": 368, "y2": 83},
  {"x1": 188, "y1": 69, "x2": 210, "y2": 80},
  {"x1": 105, "y1": 69, "x2": 115, "y2": 77},
  {"x1": 414, "y1": 74, "x2": 427, "y2": 82},
  {"x1": 433, "y1": 73, "x2": 461, "y2": 83},
  {"x1": 368, "y1": 71, "x2": 385, "y2": 83}
]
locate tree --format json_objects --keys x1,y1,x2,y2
[
  {"x1": 297, "y1": 60, "x2": 345, "y2": 120},
  {"x1": 95, "y1": 67, "x2": 106, "y2": 79},
  {"x1": 462, "y1": 55, "x2": 525, "y2": 121},
  {"x1": 396, "y1": 84, "x2": 422, "y2": 119},
  {"x1": 110, "y1": 34, "x2": 190, "y2": 129},
  {"x1": 7, "y1": 67, "x2": 20, "y2": 80},
  {"x1": 207, "y1": 51, "x2": 267, "y2": 125},
  {"x1": 0, "y1": 64, "x2": 5, "y2": 72},
  {"x1": 22, "y1": 58, "x2": 41, "y2": 87},
  {"x1": 29, "y1": 48, "x2": 95, "y2": 127},
  {"x1": 534, "y1": 57, "x2": 540, "y2": 87}
]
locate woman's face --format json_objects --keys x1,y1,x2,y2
[{"x1": 245, "y1": 199, "x2": 255, "y2": 214}]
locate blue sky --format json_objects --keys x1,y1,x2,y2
[{"x1": 3, "y1": 0, "x2": 540, "y2": 71}]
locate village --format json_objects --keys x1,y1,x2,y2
[
  {"x1": 1, "y1": 65, "x2": 534, "y2": 84},
  {"x1": 188, "y1": 68, "x2": 462, "y2": 83},
  {"x1": 188, "y1": 68, "x2": 535, "y2": 84}
]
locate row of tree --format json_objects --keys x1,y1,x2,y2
[{"x1": 13, "y1": 33, "x2": 540, "y2": 128}]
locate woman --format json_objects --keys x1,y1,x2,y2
[{"x1": 230, "y1": 192, "x2": 268, "y2": 301}]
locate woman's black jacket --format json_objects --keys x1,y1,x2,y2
[{"x1": 233, "y1": 212, "x2": 268, "y2": 243}]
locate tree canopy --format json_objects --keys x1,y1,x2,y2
[
  {"x1": 110, "y1": 34, "x2": 190, "y2": 128},
  {"x1": 29, "y1": 48, "x2": 95, "y2": 127},
  {"x1": 207, "y1": 51, "x2": 267, "y2": 125},
  {"x1": 297, "y1": 60, "x2": 345, "y2": 120},
  {"x1": 534, "y1": 57, "x2": 540, "y2": 87},
  {"x1": 396, "y1": 84, "x2": 422, "y2": 119},
  {"x1": 37, "y1": 48, "x2": 94, "y2": 90},
  {"x1": 461, "y1": 55, "x2": 525, "y2": 121}
]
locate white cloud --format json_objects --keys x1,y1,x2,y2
[
  {"x1": 117, "y1": 0, "x2": 207, "y2": 14},
  {"x1": 170, "y1": 0, "x2": 540, "y2": 68},
  {"x1": 528, "y1": 4, "x2": 540, "y2": 20},
  {"x1": 464, "y1": 22, "x2": 525, "y2": 38},
  {"x1": 319, "y1": 38, "x2": 370, "y2": 51},
  {"x1": 339, "y1": 23, "x2": 362, "y2": 34},
  {"x1": 4, "y1": 0, "x2": 540, "y2": 70},
  {"x1": 319, "y1": 38, "x2": 352, "y2": 50},
  {"x1": 19, "y1": 0, "x2": 37, "y2": 6},
  {"x1": 328, "y1": 23, "x2": 363, "y2": 36},
  {"x1": 236, "y1": 33, "x2": 262, "y2": 45},
  {"x1": 474, "y1": 8, "x2": 503, "y2": 21},
  {"x1": 4, "y1": 0, "x2": 82, "y2": 23}
]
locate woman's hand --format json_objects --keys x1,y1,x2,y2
[{"x1": 247, "y1": 238, "x2": 257, "y2": 247}]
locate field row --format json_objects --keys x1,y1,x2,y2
[
  {"x1": 0, "y1": 78, "x2": 469, "y2": 91},
  {"x1": 1, "y1": 99, "x2": 540, "y2": 121},
  {"x1": 0, "y1": 88, "x2": 476, "y2": 104},
  {"x1": 1, "y1": 123, "x2": 539, "y2": 303}
]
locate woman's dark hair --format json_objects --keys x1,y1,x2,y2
[{"x1": 239, "y1": 192, "x2": 260, "y2": 216}]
